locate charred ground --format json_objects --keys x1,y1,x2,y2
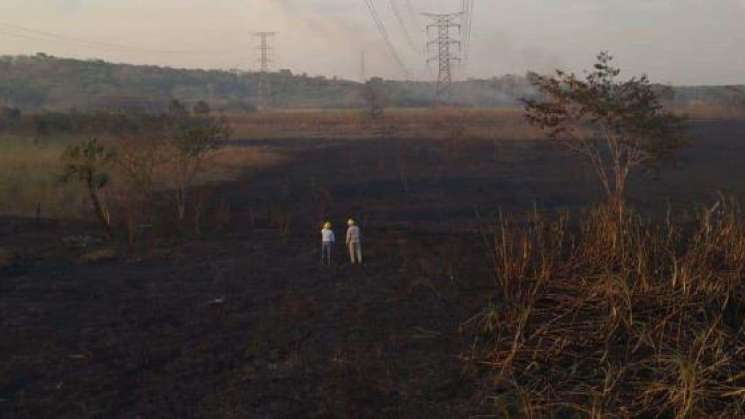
[{"x1": 2, "y1": 118, "x2": 745, "y2": 418}]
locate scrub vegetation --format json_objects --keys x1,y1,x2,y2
[{"x1": 469, "y1": 203, "x2": 745, "y2": 417}]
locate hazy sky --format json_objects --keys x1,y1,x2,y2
[{"x1": 1, "y1": 0, "x2": 744, "y2": 85}]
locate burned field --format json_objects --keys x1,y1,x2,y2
[{"x1": 3, "y1": 117, "x2": 745, "y2": 418}]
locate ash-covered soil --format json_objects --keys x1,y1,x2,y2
[{"x1": 3, "y1": 119, "x2": 745, "y2": 418}]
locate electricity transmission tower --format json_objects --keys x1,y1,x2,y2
[
  {"x1": 423, "y1": 13, "x2": 462, "y2": 104},
  {"x1": 253, "y1": 32, "x2": 276, "y2": 108}
]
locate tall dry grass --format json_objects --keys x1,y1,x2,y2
[{"x1": 467, "y1": 201, "x2": 745, "y2": 418}]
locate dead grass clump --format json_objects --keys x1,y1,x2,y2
[{"x1": 468, "y1": 201, "x2": 745, "y2": 418}]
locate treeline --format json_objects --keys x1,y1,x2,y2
[
  {"x1": 0, "y1": 54, "x2": 360, "y2": 112},
  {"x1": 0, "y1": 54, "x2": 536, "y2": 111},
  {"x1": 1, "y1": 54, "x2": 744, "y2": 112}
]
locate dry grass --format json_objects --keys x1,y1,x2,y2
[
  {"x1": 672, "y1": 103, "x2": 745, "y2": 120},
  {"x1": 0, "y1": 135, "x2": 88, "y2": 218},
  {"x1": 227, "y1": 107, "x2": 543, "y2": 141},
  {"x1": 227, "y1": 105, "x2": 745, "y2": 143},
  {"x1": 198, "y1": 146, "x2": 285, "y2": 185},
  {"x1": 467, "y1": 201, "x2": 745, "y2": 418},
  {"x1": 0, "y1": 134, "x2": 284, "y2": 219},
  {"x1": 229, "y1": 109, "x2": 367, "y2": 139}
]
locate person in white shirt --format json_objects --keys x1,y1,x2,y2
[
  {"x1": 321, "y1": 221, "x2": 335, "y2": 265},
  {"x1": 346, "y1": 219, "x2": 362, "y2": 264}
]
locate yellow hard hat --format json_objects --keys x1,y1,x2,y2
[
  {"x1": 323, "y1": 221, "x2": 332, "y2": 229},
  {"x1": 347, "y1": 219, "x2": 356, "y2": 226}
]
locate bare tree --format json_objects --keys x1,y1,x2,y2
[
  {"x1": 114, "y1": 117, "x2": 168, "y2": 243},
  {"x1": 524, "y1": 52, "x2": 687, "y2": 214},
  {"x1": 725, "y1": 86, "x2": 745, "y2": 112},
  {"x1": 166, "y1": 115, "x2": 231, "y2": 222},
  {"x1": 115, "y1": 117, "x2": 168, "y2": 203},
  {"x1": 362, "y1": 77, "x2": 386, "y2": 120}
]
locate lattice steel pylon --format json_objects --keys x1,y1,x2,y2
[
  {"x1": 253, "y1": 32, "x2": 276, "y2": 109},
  {"x1": 423, "y1": 13, "x2": 462, "y2": 105}
]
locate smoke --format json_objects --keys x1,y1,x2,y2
[
  {"x1": 2, "y1": 0, "x2": 745, "y2": 83},
  {"x1": 468, "y1": 31, "x2": 565, "y2": 77},
  {"x1": 267, "y1": 0, "x2": 415, "y2": 79},
  {"x1": 26, "y1": 0, "x2": 86, "y2": 13}
]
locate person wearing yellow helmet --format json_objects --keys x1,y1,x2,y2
[
  {"x1": 321, "y1": 221, "x2": 335, "y2": 265},
  {"x1": 346, "y1": 218, "x2": 363, "y2": 264}
]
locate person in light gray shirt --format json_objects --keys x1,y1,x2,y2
[{"x1": 346, "y1": 219, "x2": 362, "y2": 264}]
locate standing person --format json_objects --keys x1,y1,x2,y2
[
  {"x1": 321, "y1": 221, "x2": 335, "y2": 266},
  {"x1": 346, "y1": 219, "x2": 363, "y2": 264}
]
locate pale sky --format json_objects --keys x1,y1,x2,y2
[{"x1": 1, "y1": 0, "x2": 744, "y2": 85}]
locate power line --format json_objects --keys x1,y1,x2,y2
[
  {"x1": 462, "y1": 0, "x2": 474, "y2": 75},
  {"x1": 0, "y1": 21, "x2": 231, "y2": 55},
  {"x1": 0, "y1": 29, "x2": 54, "y2": 43},
  {"x1": 404, "y1": 0, "x2": 429, "y2": 80},
  {"x1": 362, "y1": 0, "x2": 411, "y2": 78},
  {"x1": 403, "y1": 0, "x2": 421, "y2": 30},
  {"x1": 389, "y1": 0, "x2": 419, "y2": 52}
]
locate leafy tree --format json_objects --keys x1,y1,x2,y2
[
  {"x1": 61, "y1": 138, "x2": 116, "y2": 238},
  {"x1": 524, "y1": 52, "x2": 687, "y2": 214}
]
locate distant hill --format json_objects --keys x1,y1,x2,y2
[
  {"x1": 0, "y1": 54, "x2": 535, "y2": 111},
  {"x1": 0, "y1": 54, "x2": 365, "y2": 111},
  {"x1": 0, "y1": 54, "x2": 742, "y2": 113}
]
